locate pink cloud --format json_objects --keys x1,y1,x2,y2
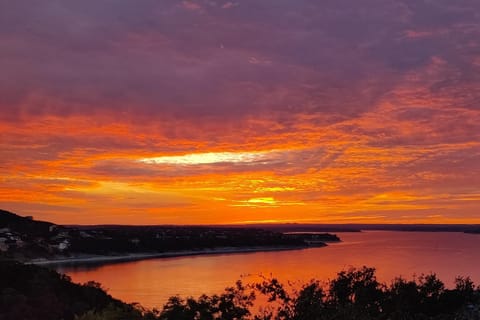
[{"x1": 181, "y1": 1, "x2": 201, "y2": 11}]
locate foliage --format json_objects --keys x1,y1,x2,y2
[
  {"x1": 159, "y1": 267, "x2": 480, "y2": 320},
  {"x1": 0, "y1": 260, "x2": 155, "y2": 320},
  {"x1": 159, "y1": 280, "x2": 255, "y2": 320},
  {"x1": 2, "y1": 260, "x2": 480, "y2": 320}
]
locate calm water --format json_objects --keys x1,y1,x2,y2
[{"x1": 57, "y1": 231, "x2": 480, "y2": 309}]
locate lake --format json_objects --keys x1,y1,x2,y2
[{"x1": 56, "y1": 231, "x2": 480, "y2": 310}]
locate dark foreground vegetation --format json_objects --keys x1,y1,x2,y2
[
  {"x1": 1, "y1": 260, "x2": 480, "y2": 320},
  {"x1": 0, "y1": 260, "x2": 156, "y2": 320}
]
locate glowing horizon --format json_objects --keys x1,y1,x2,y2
[{"x1": 139, "y1": 151, "x2": 274, "y2": 165}]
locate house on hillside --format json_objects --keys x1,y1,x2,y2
[{"x1": 0, "y1": 237, "x2": 7, "y2": 252}]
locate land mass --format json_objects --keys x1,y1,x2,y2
[
  {"x1": 0, "y1": 209, "x2": 339, "y2": 263},
  {"x1": 3, "y1": 208, "x2": 479, "y2": 264},
  {"x1": 236, "y1": 223, "x2": 480, "y2": 233}
]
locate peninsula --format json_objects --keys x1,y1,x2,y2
[{"x1": 0, "y1": 209, "x2": 339, "y2": 264}]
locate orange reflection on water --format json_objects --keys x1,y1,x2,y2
[{"x1": 58, "y1": 231, "x2": 480, "y2": 310}]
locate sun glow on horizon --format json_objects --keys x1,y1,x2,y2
[{"x1": 139, "y1": 151, "x2": 275, "y2": 165}]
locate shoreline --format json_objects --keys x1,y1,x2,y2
[{"x1": 27, "y1": 245, "x2": 318, "y2": 266}]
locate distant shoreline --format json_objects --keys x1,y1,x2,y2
[{"x1": 27, "y1": 245, "x2": 319, "y2": 266}]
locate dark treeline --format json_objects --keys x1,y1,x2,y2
[
  {"x1": 2, "y1": 209, "x2": 330, "y2": 260},
  {"x1": 67, "y1": 227, "x2": 308, "y2": 255},
  {"x1": 159, "y1": 268, "x2": 480, "y2": 320},
  {"x1": 233, "y1": 223, "x2": 480, "y2": 233},
  {"x1": 1, "y1": 261, "x2": 480, "y2": 320}
]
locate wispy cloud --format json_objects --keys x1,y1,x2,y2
[{"x1": 0, "y1": 0, "x2": 479, "y2": 224}]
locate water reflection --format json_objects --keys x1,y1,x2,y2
[{"x1": 57, "y1": 231, "x2": 480, "y2": 309}]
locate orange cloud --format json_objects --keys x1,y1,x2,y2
[{"x1": 1, "y1": 1, "x2": 480, "y2": 224}]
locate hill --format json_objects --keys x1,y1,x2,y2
[
  {"x1": 0, "y1": 209, "x2": 332, "y2": 262},
  {"x1": 0, "y1": 260, "x2": 155, "y2": 320},
  {"x1": 0, "y1": 209, "x2": 55, "y2": 237},
  {"x1": 0, "y1": 209, "x2": 70, "y2": 259}
]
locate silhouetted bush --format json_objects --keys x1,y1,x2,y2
[
  {"x1": 158, "y1": 266, "x2": 480, "y2": 320},
  {"x1": 0, "y1": 260, "x2": 157, "y2": 320}
]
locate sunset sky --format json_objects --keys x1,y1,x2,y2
[{"x1": 1, "y1": 0, "x2": 479, "y2": 225}]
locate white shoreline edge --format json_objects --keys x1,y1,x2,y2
[{"x1": 27, "y1": 245, "x2": 320, "y2": 266}]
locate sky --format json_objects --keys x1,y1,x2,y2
[{"x1": 0, "y1": 0, "x2": 479, "y2": 225}]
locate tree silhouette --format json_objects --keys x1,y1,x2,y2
[{"x1": 2, "y1": 261, "x2": 480, "y2": 320}]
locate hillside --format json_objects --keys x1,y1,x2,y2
[
  {"x1": 0, "y1": 209, "x2": 70, "y2": 259},
  {"x1": 0, "y1": 260, "x2": 155, "y2": 320},
  {"x1": 0, "y1": 209, "x2": 332, "y2": 262},
  {"x1": 0, "y1": 209, "x2": 55, "y2": 236}
]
